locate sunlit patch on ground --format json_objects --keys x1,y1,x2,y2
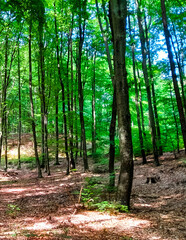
[{"x1": 0, "y1": 152, "x2": 186, "y2": 239}]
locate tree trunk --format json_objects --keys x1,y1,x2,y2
[
  {"x1": 77, "y1": 0, "x2": 89, "y2": 171},
  {"x1": 109, "y1": 0, "x2": 133, "y2": 208},
  {"x1": 161, "y1": 0, "x2": 186, "y2": 152},
  {"x1": 92, "y1": 51, "x2": 96, "y2": 156},
  {"x1": 54, "y1": 3, "x2": 70, "y2": 175},
  {"x1": 55, "y1": 92, "x2": 60, "y2": 165},
  {"x1": 67, "y1": 24, "x2": 75, "y2": 169},
  {"x1": 109, "y1": 88, "x2": 117, "y2": 187},
  {"x1": 96, "y1": 0, "x2": 116, "y2": 185},
  {"x1": 129, "y1": 15, "x2": 146, "y2": 164},
  {"x1": 28, "y1": 22, "x2": 42, "y2": 178},
  {"x1": 144, "y1": 15, "x2": 163, "y2": 156},
  {"x1": 136, "y1": 64, "x2": 146, "y2": 138},
  {"x1": 169, "y1": 83, "x2": 180, "y2": 153},
  {"x1": 136, "y1": 0, "x2": 159, "y2": 166},
  {"x1": 17, "y1": 41, "x2": 21, "y2": 169}
]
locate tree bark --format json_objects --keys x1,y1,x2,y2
[
  {"x1": 77, "y1": 0, "x2": 89, "y2": 171},
  {"x1": 144, "y1": 15, "x2": 163, "y2": 156},
  {"x1": 17, "y1": 41, "x2": 21, "y2": 169},
  {"x1": 109, "y1": 0, "x2": 133, "y2": 208},
  {"x1": 129, "y1": 15, "x2": 146, "y2": 164},
  {"x1": 136, "y1": 0, "x2": 159, "y2": 166},
  {"x1": 54, "y1": 3, "x2": 70, "y2": 174},
  {"x1": 92, "y1": 51, "x2": 96, "y2": 156},
  {"x1": 161, "y1": 0, "x2": 186, "y2": 152},
  {"x1": 28, "y1": 22, "x2": 42, "y2": 178},
  {"x1": 96, "y1": 0, "x2": 116, "y2": 185}
]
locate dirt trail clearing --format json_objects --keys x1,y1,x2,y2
[{"x1": 0, "y1": 153, "x2": 186, "y2": 239}]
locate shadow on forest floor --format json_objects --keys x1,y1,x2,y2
[{"x1": 0, "y1": 148, "x2": 186, "y2": 239}]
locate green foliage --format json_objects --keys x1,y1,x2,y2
[
  {"x1": 81, "y1": 177, "x2": 129, "y2": 213},
  {"x1": 6, "y1": 204, "x2": 20, "y2": 218}
]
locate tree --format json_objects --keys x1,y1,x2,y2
[
  {"x1": 161, "y1": 0, "x2": 186, "y2": 153},
  {"x1": 109, "y1": 0, "x2": 133, "y2": 208},
  {"x1": 136, "y1": 0, "x2": 159, "y2": 166}
]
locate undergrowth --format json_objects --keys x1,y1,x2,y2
[{"x1": 77, "y1": 176, "x2": 129, "y2": 214}]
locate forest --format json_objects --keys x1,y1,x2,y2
[{"x1": 0, "y1": 0, "x2": 186, "y2": 239}]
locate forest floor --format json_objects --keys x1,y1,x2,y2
[{"x1": 0, "y1": 139, "x2": 186, "y2": 239}]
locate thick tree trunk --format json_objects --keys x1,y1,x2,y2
[
  {"x1": 161, "y1": 0, "x2": 186, "y2": 152},
  {"x1": 109, "y1": 0, "x2": 133, "y2": 208},
  {"x1": 136, "y1": 0, "x2": 159, "y2": 166},
  {"x1": 28, "y1": 23, "x2": 42, "y2": 178}
]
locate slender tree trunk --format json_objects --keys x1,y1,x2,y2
[
  {"x1": 74, "y1": 68, "x2": 79, "y2": 162},
  {"x1": 129, "y1": 15, "x2": 146, "y2": 164},
  {"x1": 144, "y1": 15, "x2": 163, "y2": 156},
  {"x1": 170, "y1": 33, "x2": 186, "y2": 114},
  {"x1": 28, "y1": 22, "x2": 42, "y2": 178},
  {"x1": 92, "y1": 51, "x2": 96, "y2": 156},
  {"x1": 161, "y1": 0, "x2": 186, "y2": 152},
  {"x1": 67, "y1": 24, "x2": 75, "y2": 169},
  {"x1": 96, "y1": 0, "x2": 116, "y2": 185},
  {"x1": 136, "y1": 64, "x2": 146, "y2": 137},
  {"x1": 38, "y1": 64, "x2": 45, "y2": 168},
  {"x1": 77, "y1": 1, "x2": 89, "y2": 171},
  {"x1": 169, "y1": 83, "x2": 180, "y2": 153},
  {"x1": 136, "y1": 0, "x2": 159, "y2": 166},
  {"x1": 70, "y1": 31, "x2": 75, "y2": 168},
  {"x1": 17, "y1": 41, "x2": 21, "y2": 169},
  {"x1": 55, "y1": 91, "x2": 60, "y2": 165},
  {"x1": 54, "y1": 3, "x2": 70, "y2": 174},
  {"x1": 109, "y1": 0, "x2": 133, "y2": 208}
]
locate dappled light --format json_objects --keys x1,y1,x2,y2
[{"x1": 0, "y1": 152, "x2": 186, "y2": 239}]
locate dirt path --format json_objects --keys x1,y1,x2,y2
[{"x1": 0, "y1": 153, "x2": 186, "y2": 240}]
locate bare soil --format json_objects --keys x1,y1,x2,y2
[{"x1": 0, "y1": 144, "x2": 186, "y2": 239}]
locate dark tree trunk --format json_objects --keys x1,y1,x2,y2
[
  {"x1": 77, "y1": 0, "x2": 89, "y2": 171},
  {"x1": 136, "y1": 0, "x2": 159, "y2": 166},
  {"x1": 109, "y1": 0, "x2": 133, "y2": 208},
  {"x1": 28, "y1": 22, "x2": 42, "y2": 178},
  {"x1": 161, "y1": 0, "x2": 186, "y2": 152},
  {"x1": 39, "y1": 23, "x2": 50, "y2": 175}
]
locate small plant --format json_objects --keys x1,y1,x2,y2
[
  {"x1": 80, "y1": 177, "x2": 129, "y2": 213},
  {"x1": 7, "y1": 204, "x2": 20, "y2": 218}
]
